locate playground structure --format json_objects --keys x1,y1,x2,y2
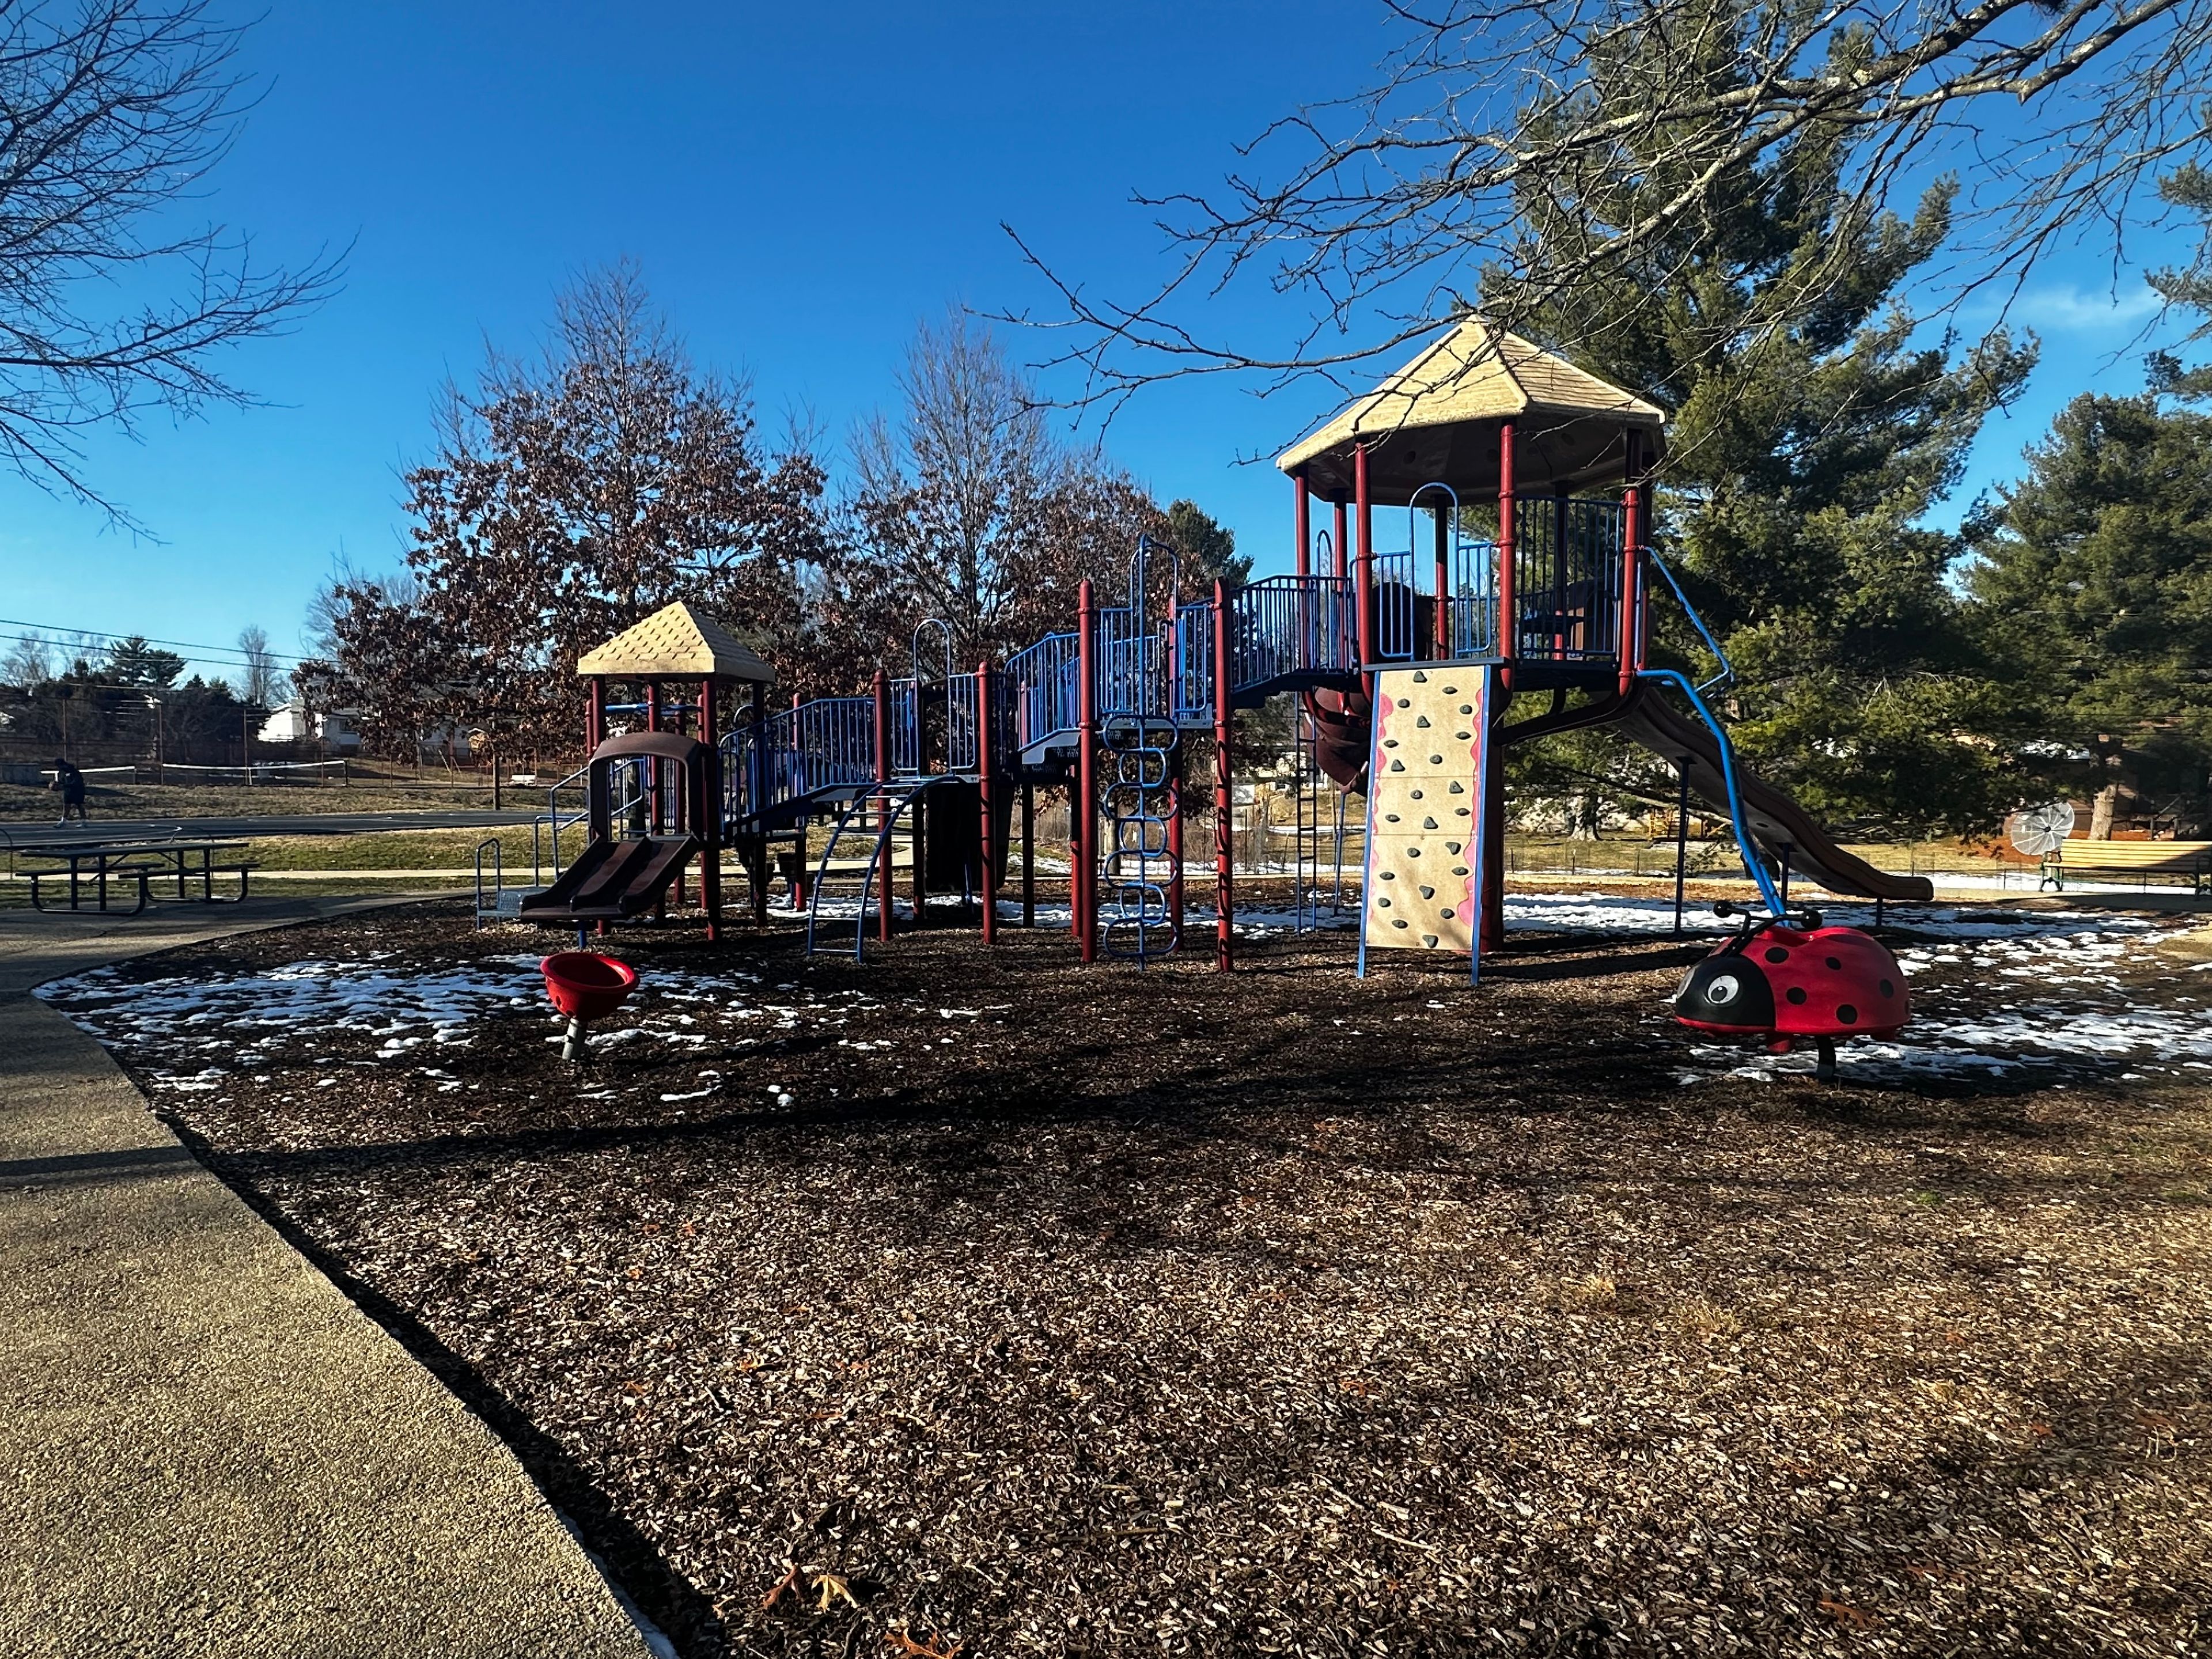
[
  {"x1": 531, "y1": 317, "x2": 1930, "y2": 1001},
  {"x1": 517, "y1": 603, "x2": 775, "y2": 940},
  {"x1": 711, "y1": 316, "x2": 1930, "y2": 973}
]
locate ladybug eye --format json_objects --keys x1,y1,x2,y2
[{"x1": 1705, "y1": 974, "x2": 1740, "y2": 1006}]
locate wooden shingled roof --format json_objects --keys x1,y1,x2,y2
[
  {"x1": 575, "y1": 601, "x2": 774, "y2": 684},
  {"x1": 1275, "y1": 317, "x2": 1665, "y2": 503}
]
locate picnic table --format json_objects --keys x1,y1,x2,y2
[
  {"x1": 16, "y1": 838, "x2": 255, "y2": 915},
  {"x1": 2040, "y1": 839, "x2": 2212, "y2": 895}
]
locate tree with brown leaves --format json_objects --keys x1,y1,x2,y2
[{"x1": 320, "y1": 263, "x2": 833, "y2": 760}]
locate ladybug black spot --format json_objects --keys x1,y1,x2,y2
[
  {"x1": 1764, "y1": 946, "x2": 1788, "y2": 964},
  {"x1": 1836, "y1": 1004, "x2": 1858, "y2": 1025},
  {"x1": 1880, "y1": 978, "x2": 1895, "y2": 997},
  {"x1": 1825, "y1": 956, "x2": 1842, "y2": 970},
  {"x1": 1786, "y1": 987, "x2": 1807, "y2": 1005}
]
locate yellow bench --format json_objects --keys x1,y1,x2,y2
[{"x1": 2042, "y1": 839, "x2": 2212, "y2": 894}]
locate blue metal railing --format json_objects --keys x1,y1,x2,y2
[
  {"x1": 1642, "y1": 545, "x2": 1732, "y2": 696},
  {"x1": 1008, "y1": 631, "x2": 1080, "y2": 750},
  {"x1": 945, "y1": 672, "x2": 982, "y2": 772},
  {"x1": 1227, "y1": 575, "x2": 1355, "y2": 691},
  {"x1": 1373, "y1": 551, "x2": 1417, "y2": 661},
  {"x1": 726, "y1": 695, "x2": 878, "y2": 826},
  {"x1": 1513, "y1": 496, "x2": 1627, "y2": 661},
  {"x1": 1173, "y1": 601, "x2": 1214, "y2": 720},
  {"x1": 1445, "y1": 537, "x2": 1499, "y2": 657},
  {"x1": 1096, "y1": 606, "x2": 1169, "y2": 719},
  {"x1": 888, "y1": 677, "x2": 922, "y2": 775}
]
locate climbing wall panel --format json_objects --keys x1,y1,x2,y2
[{"x1": 1361, "y1": 667, "x2": 1491, "y2": 955}]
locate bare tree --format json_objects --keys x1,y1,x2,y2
[
  {"x1": 840, "y1": 314, "x2": 1058, "y2": 671},
  {"x1": 835, "y1": 313, "x2": 1171, "y2": 677},
  {"x1": 0, "y1": 1, "x2": 339, "y2": 517},
  {"x1": 1018, "y1": 0, "x2": 2211, "y2": 406},
  {"x1": 234, "y1": 623, "x2": 285, "y2": 706},
  {"x1": 2, "y1": 627, "x2": 52, "y2": 687}
]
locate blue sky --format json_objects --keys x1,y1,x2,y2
[{"x1": 1, "y1": 1, "x2": 2195, "y2": 687}]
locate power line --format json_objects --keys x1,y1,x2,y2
[{"x1": 0, "y1": 615, "x2": 313, "y2": 667}]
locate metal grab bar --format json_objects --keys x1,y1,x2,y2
[
  {"x1": 1642, "y1": 545, "x2": 1734, "y2": 696},
  {"x1": 1634, "y1": 668, "x2": 1783, "y2": 921}
]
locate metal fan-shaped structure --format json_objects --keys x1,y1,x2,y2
[{"x1": 2009, "y1": 801, "x2": 2077, "y2": 857}]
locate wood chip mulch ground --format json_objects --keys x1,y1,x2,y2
[{"x1": 43, "y1": 893, "x2": 2212, "y2": 1658}]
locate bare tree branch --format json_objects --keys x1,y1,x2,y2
[
  {"x1": 1006, "y1": 0, "x2": 2211, "y2": 416},
  {"x1": 0, "y1": 0, "x2": 342, "y2": 521}
]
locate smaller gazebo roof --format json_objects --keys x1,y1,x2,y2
[
  {"x1": 1275, "y1": 317, "x2": 1665, "y2": 503},
  {"x1": 575, "y1": 601, "x2": 774, "y2": 684}
]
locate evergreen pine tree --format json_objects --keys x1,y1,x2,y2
[
  {"x1": 1965, "y1": 397, "x2": 2212, "y2": 835},
  {"x1": 1487, "y1": 0, "x2": 2037, "y2": 837}
]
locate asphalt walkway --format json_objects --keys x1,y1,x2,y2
[{"x1": 0, "y1": 896, "x2": 654, "y2": 1659}]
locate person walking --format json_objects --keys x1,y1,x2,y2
[{"x1": 51, "y1": 756, "x2": 87, "y2": 824}]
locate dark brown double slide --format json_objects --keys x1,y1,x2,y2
[{"x1": 517, "y1": 834, "x2": 702, "y2": 921}]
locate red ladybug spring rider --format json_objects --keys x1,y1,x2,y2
[{"x1": 1673, "y1": 903, "x2": 1910, "y2": 1080}]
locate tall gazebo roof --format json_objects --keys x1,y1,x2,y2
[
  {"x1": 1275, "y1": 317, "x2": 1665, "y2": 503},
  {"x1": 575, "y1": 601, "x2": 774, "y2": 684}
]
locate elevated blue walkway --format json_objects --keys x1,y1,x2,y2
[{"x1": 724, "y1": 495, "x2": 1635, "y2": 835}]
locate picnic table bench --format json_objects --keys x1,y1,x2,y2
[
  {"x1": 17, "y1": 838, "x2": 256, "y2": 915},
  {"x1": 2040, "y1": 838, "x2": 2212, "y2": 895}
]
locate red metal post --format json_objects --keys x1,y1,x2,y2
[
  {"x1": 1332, "y1": 499, "x2": 1350, "y2": 580},
  {"x1": 1213, "y1": 579, "x2": 1233, "y2": 972},
  {"x1": 977, "y1": 660, "x2": 997, "y2": 946},
  {"x1": 1497, "y1": 421, "x2": 1517, "y2": 683},
  {"x1": 872, "y1": 669, "x2": 892, "y2": 944},
  {"x1": 643, "y1": 680, "x2": 661, "y2": 838},
  {"x1": 750, "y1": 678, "x2": 768, "y2": 922},
  {"x1": 1354, "y1": 445, "x2": 1376, "y2": 677},
  {"x1": 1618, "y1": 427, "x2": 1644, "y2": 698},
  {"x1": 588, "y1": 675, "x2": 606, "y2": 752},
  {"x1": 1166, "y1": 597, "x2": 1184, "y2": 937},
  {"x1": 1480, "y1": 683, "x2": 1507, "y2": 956},
  {"x1": 1431, "y1": 496, "x2": 1450, "y2": 659},
  {"x1": 698, "y1": 675, "x2": 720, "y2": 941},
  {"x1": 1021, "y1": 782, "x2": 1035, "y2": 927},
  {"x1": 1294, "y1": 469, "x2": 1312, "y2": 579},
  {"x1": 1077, "y1": 580, "x2": 1098, "y2": 963}
]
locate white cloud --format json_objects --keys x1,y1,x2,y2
[{"x1": 2003, "y1": 284, "x2": 2164, "y2": 331}]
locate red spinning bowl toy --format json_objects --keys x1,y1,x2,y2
[
  {"x1": 540, "y1": 952, "x2": 638, "y2": 1059},
  {"x1": 1673, "y1": 905, "x2": 1908, "y2": 1079}
]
